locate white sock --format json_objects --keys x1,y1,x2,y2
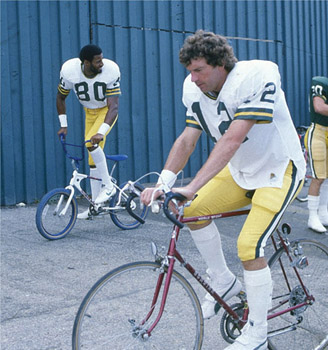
[
  {"x1": 319, "y1": 182, "x2": 328, "y2": 219},
  {"x1": 308, "y1": 195, "x2": 320, "y2": 219},
  {"x1": 90, "y1": 168, "x2": 102, "y2": 201},
  {"x1": 189, "y1": 221, "x2": 234, "y2": 284},
  {"x1": 244, "y1": 266, "x2": 272, "y2": 333},
  {"x1": 89, "y1": 147, "x2": 112, "y2": 188}
]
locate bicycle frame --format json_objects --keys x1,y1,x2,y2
[
  {"x1": 58, "y1": 136, "x2": 132, "y2": 216},
  {"x1": 138, "y1": 204, "x2": 317, "y2": 340}
]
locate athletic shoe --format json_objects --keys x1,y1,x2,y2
[
  {"x1": 202, "y1": 275, "x2": 243, "y2": 319},
  {"x1": 95, "y1": 185, "x2": 116, "y2": 204},
  {"x1": 77, "y1": 208, "x2": 91, "y2": 220},
  {"x1": 224, "y1": 322, "x2": 267, "y2": 350},
  {"x1": 319, "y1": 214, "x2": 328, "y2": 227}
]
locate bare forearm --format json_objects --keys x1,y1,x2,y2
[
  {"x1": 105, "y1": 97, "x2": 119, "y2": 126},
  {"x1": 163, "y1": 131, "x2": 199, "y2": 174},
  {"x1": 186, "y1": 119, "x2": 256, "y2": 194},
  {"x1": 56, "y1": 93, "x2": 66, "y2": 115},
  {"x1": 187, "y1": 136, "x2": 239, "y2": 193}
]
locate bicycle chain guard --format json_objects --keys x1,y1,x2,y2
[{"x1": 220, "y1": 303, "x2": 246, "y2": 344}]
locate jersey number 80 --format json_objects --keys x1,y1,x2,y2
[{"x1": 74, "y1": 82, "x2": 107, "y2": 102}]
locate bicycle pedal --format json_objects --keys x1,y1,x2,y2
[{"x1": 237, "y1": 290, "x2": 247, "y2": 301}]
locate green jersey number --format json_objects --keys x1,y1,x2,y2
[{"x1": 74, "y1": 82, "x2": 107, "y2": 102}]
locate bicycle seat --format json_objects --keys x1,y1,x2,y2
[{"x1": 106, "y1": 154, "x2": 128, "y2": 162}]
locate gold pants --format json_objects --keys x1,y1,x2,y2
[
  {"x1": 184, "y1": 162, "x2": 303, "y2": 261},
  {"x1": 84, "y1": 107, "x2": 117, "y2": 166}
]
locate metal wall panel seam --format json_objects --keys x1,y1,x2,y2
[
  {"x1": 17, "y1": 1, "x2": 38, "y2": 203},
  {"x1": 1, "y1": 1, "x2": 17, "y2": 204}
]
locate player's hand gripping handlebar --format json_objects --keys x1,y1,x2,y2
[{"x1": 125, "y1": 185, "x2": 187, "y2": 228}]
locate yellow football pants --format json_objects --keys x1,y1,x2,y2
[
  {"x1": 184, "y1": 162, "x2": 303, "y2": 261},
  {"x1": 84, "y1": 107, "x2": 117, "y2": 166}
]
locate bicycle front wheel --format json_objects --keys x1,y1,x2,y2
[
  {"x1": 268, "y1": 239, "x2": 328, "y2": 350},
  {"x1": 35, "y1": 188, "x2": 77, "y2": 240},
  {"x1": 110, "y1": 182, "x2": 149, "y2": 230},
  {"x1": 72, "y1": 261, "x2": 204, "y2": 350}
]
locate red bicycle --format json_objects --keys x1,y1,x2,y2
[{"x1": 72, "y1": 181, "x2": 328, "y2": 350}]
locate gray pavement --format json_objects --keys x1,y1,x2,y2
[{"x1": 1, "y1": 182, "x2": 328, "y2": 350}]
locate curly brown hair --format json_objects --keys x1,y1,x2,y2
[{"x1": 179, "y1": 30, "x2": 237, "y2": 72}]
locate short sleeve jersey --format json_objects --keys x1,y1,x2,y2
[
  {"x1": 182, "y1": 60, "x2": 305, "y2": 189},
  {"x1": 309, "y1": 76, "x2": 328, "y2": 127},
  {"x1": 58, "y1": 58, "x2": 121, "y2": 109}
]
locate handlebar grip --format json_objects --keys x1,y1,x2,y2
[
  {"x1": 125, "y1": 192, "x2": 146, "y2": 224},
  {"x1": 163, "y1": 192, "x2": 186, "y2": 229}
]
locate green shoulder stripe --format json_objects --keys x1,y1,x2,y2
[
  {"x1": 58, "y1": 85, "x2": 70, "y2": 96},
  {"x1": 235, "y1": 107, "x2": 273, "y2": 122},
  {"x1": 186, "y1": 116, "x2": 202, "y2": 130}
]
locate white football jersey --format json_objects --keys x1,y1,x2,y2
[
  {"x1": 58, "y1": 58, "x2": 121, "y2": 109},
  {"x1": 183, "y1": 60, "x2": 305, "y2": 189}
]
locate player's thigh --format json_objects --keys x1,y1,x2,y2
[
  {"x1": 184, "y1": 166, "x2": 251, "y2": 223},
  {"x1": 84, "y1": 107, "x2": 109, "y2": 147},
  {"x1": 84, "y1": 108, "x2": 117, "y2": 166},
  {"x1": 238, "y1": 162, "x2": 303, "y2": 262}
]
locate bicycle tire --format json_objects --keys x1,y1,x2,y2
[
  {"x1": 109, "y1": 182, "x2": 149, "y2": 230},
  {"x1": 72, "y1": 261, "x2": 204, "y2": 349},
  {"x1": 267, "y1": 239, "x2": 328, "y2": 350},
  {"x1": 35, "y1": 188, "x2": 77, "y2": 240}
]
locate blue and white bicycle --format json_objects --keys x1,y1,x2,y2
[{"x1": 35, "y1": 136, "x2": 148, "y2": 240}]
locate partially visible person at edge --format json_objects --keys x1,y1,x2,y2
[
  {"x1": 141, "y1": 30, "x2": 305, "y2": 350},
  {"x1": 57, "y1": 44, "x2": 121, "y2": 219},
  {"x1": 305, "y1": 76, "x2": 328, "y2": 233}
]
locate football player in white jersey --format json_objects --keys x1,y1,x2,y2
[
  {"x1": 57, "y1": 44, "x2": 121, "y2": 219},
  {"x1": 141, "y1": 30, "x2": 305, "y2": 350}
]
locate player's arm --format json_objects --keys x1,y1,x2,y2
[
  {"x1": 313, "y1": 96, "x2": 328, "y2": 116},
  {"x1": 90, "y1": 96, "x2": 119, "y2": 145},
  {"x1": 140, "y1": 126, "x2": 202, "y2": 205},
  {"x1": 163, "y1": 126, "x2": 202, "y2": 174},
  {"x1": 176, "y1": 119, "x2": 256, "y2": 200},
  {"x1": 105, "y1": 95, "x2": 119, "y2": 126},
  {"x1": 56, "y1": 91, "x2": 69, "y2": 137}
]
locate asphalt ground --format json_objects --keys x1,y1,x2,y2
[{"x1": 1, "y1": 182, "x2": 328, "y2": 350}]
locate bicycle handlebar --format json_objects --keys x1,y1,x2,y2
[
  {"x1": 59, "y1": 134, "x2": 85, "y2": 162},
  {"x1": 125, "y1": 191, "x2": 146, "y2": 225},
  {"x1": 163, "y1": 192, "x2": 187, "y2": 229}
]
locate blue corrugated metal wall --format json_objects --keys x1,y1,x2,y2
[{"x1": 1, "y1": 0, "x2": 327, "y2": 205}]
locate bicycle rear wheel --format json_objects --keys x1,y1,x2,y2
[
  {"x1": 35, "y1": 188, "x2": 77, "y2": 240},
  {"x1": 268, "y1": 239, "x2": 328, "y2": 350},
  {"x1": 110, "y1": 182, "x2": 149, "y2": 230},
  {"x1": 72, "y1": 261, "x2": 204, "y2": 349}
]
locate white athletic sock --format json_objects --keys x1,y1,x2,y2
[
  {"x1": 308, "y1": 194, "x2": 327, "y2": 231},
  {"x1": 89, "y1": 147, "x2": 112, "y2": 188},
  {"x1": 308, "y1": 195, "x2": 320, "y2": 219},
  {"x1": 189, "y1": 221, "x2": 234, "y2": 284},
  {"x1": 89, "y1": 168, "x2": 102, "y2": 201},
  {"x1": 244, "y1": 266, "x2": 272, "y2": 333}
]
